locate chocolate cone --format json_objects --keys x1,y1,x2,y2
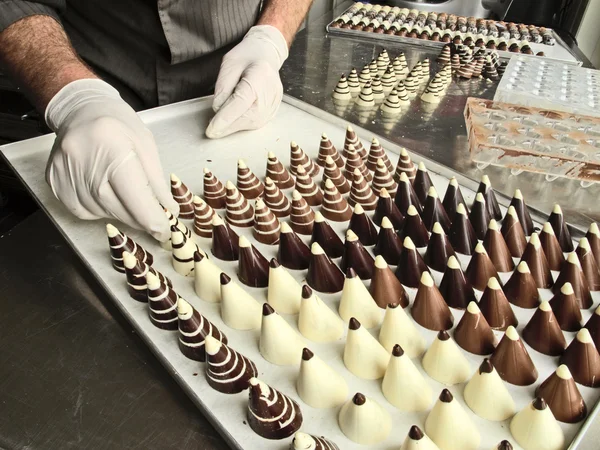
[
  {"x1": 374, "y1": 216, "x2": 403, "y2": 264},
  {"x1": 411, "y1": 272, "x2": 454, "y2": 331},
  {"x1": 307, "y1": 243, "x2": 345, "y2": 293},
  {"x1": 549, "y1": 282, "x2": 582, "y2": 331},
  {"x1": 225, "y1": 181, "x2": 254, "y2": 228},
  {"x1": 448, "y1": 203, "x2": 477, "y2": 255},
  {"x1": 439, "y1": 255, "x2": 476, "y2": 309},
  {"x1": 348, "y1": 203, "x2": 378, "y2": 246},
  {"x1": 311, "y1": 211, "x2": 344, "y2": 258},
  {"x1": 465, "y1": 243, "x2": 501, "y2": 291},
  {"x1": 503, "y1": 261, "x2": 540, "y2": 308},
  {"x1": 491, "y1": 326, "x2": 538, "y2": 386},
  {"x1": 295, "y1": 165, "x2": 323, "y2": 206},
  {"x1": 265, "y1": 152, "x2": 294, "y2": 189},
  {"x1": 322, "y1": 155, "x2": 350, "y2": 194},
  {"x1": 290, "y1": 189, "x2": 315, "y2": 235},
  {"x1": 396, "y1": 237, "x2": 430, "y2": 288},
  {"x1": 211, "y1": 215, "x2": 239, "y2": 261},
  {"x1": 292, "y1": 433, "x2": 340, "y2": 450},
  {"x1": 373, "y1": 188, "x2": 405, "y2": 229},
  {"x1": 536, "y1": 365, "x2": 587, "y2": 423},
  {"x1": 106, "y1": 223, "x2": 153, "y2": 272},
  {"x1": 560, "y1": 328, "x2": 600, "y2": 387},
  {"x1": 509, "y1": 189, "x2": 534, "y2": 236},
  {"x1": 322, "y1": 179, "x2": 352, "y2": 222},
  {"x1": 476, "y1": 175, "x2": 502, "y2": 220},
  {"x1": 548, "y1": 204, "x2": 574, "y2": 252},
  {"x1": 349, "y1": 168, "x2": 378, "y2": 210},
  {"x1": 341, "y1": 230, "x2": 375, "y2": 279},
  {"x1": 501, "y1": 206, "x2": 528, "y2": 258},
  {"x1": 442, "y1": 177, "x2": 469, "y2": 218},
  {"x1": 170, "y1": 173, "x2": 194, "y2": 219},
  {"x1": 519, "y1": 232, "x2": 554, "y2": 289},
  {"x1": 480, "y1": 277, "x2": 518, "y2": 330},
  {"x1": 290, "y1": 141, "x2": 319, "y2": 177},
  {"x1": 469, "y1": 192, "x2": 491, "y2": 240},
  {"x1": 344, "y1": 146, "x2": 371, "y2": 182},
  {"x1": 577, "y1": 237, "x2": 600, "y2": 291},
  {"x1": 343, "y1": 125, "x2": 367, "y2": 159},
  {"x1": 205, "y1": 335, "x2": 256, "y2": 394},
  {"x1": 162, "y1": 208, "x2": 192, "y2": 251},
  {"x1": 122, "y1": 251, "x2": 171, "y2": 302},
  {"x1": 393, "y1": 148, "x2": 417, "y2": 183},
  {"x1": 554, "y1": 253, "x2": 592, "y2": 309},
  {"x1": 585, "y1": 305, "x2": 600, "y2": 349},
  {"x1": 371, "y1": 255, "x2": 408, "y2": 308},
  {"x1": 264, "y1": 177, "x2": 291, "y2": 217},
  {"x1": 540, "y1": 222, "x2": 565, "y2": 271},
  {"x1": 317, "y1": 132, "x2": 343, "y2": 167},
  {"x1": 372, "y1": 158, "x2": 398, "y2": 197},
  {"x1": 238, "y1": 236, "x2": 269, "y2": 288},
  {"x1": 483, "y1": 219, "x2": 515, "y2": 272},
  {"x1": 277, "y1": 222, "x2": 310, "y2": 270},
  {"x1": 422, "y1": 186, "x2": 451, "y2": 233},
  {"x1": 177, "y1": 298, "x2": 227, "y2": 362},
  {"x1": 237, "y1": 159, "x2": 264, "y2": 199},
  {"x1": 400, "y1": 205, "x2": 429, "y2": 248},
  {"x1": 394, "y1": 171, "x2": 422, "y2": 215},
  {"x1": 146, "y1": 272, "x2": 179, "y2": 330},
  {"x1": 522, "y1": 301, "x2": 567, "y2": 356},
  {"x1": 192, "y1": 196, "x2": 215, "y2": 238},
  {"x1": 253, "y1": 199, "x2": 280, "y2": 245},
  {"x1": 203, "y1": 168, "x2": 226, "y2": 209},
  {"x1": 366, "y1": 137, "x2": 393, "y2": 172},
  {"x1": 454, "y1": 302, "x2": 496, "y2": 355},
  {"x1": 586, "y1": 222, "x2": 600, "y2": 262},
  {"x1": 413, "y1": 162, "x2": 433, "y2": 204},
  {"x1": 424, "y1": 222, "x2": 456, "y2": 272}
]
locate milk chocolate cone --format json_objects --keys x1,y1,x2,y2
[
  {"x1": 307, "y1": 243, "x2": 344, "y2": 293},
  {"x1": 373, "y1": 188, "x2": 405, "y2": 229},
  {"x1": 550, "y1": 282, "x2": 582, "y2": 331},
  {"x1": 548, "y1": 204, "x2": 574, "y2": 252},
  {"x1": 476, "y1": 175, "x2": 502, "y2": 220},
  {"x1": 576, "y1": 238, "x2": 600, "y2": 291},
  {"x1": 519, "y1": 233, "x2": 553, "y2": 289},
  {"x1": 343, "y1": 125, "x2": 367, "y2": 159},
  {"x1": 310, "y1": 212, "x2": 344, "y2": 258},
  {"x1": 253, "y1": 199, "x2": 280, "y2": 245},
  {"x1": 277, "y1": 222, "x2": 311, "y2": 270},
  {"x1": 290, "y1": 141, "x2": 319, "y2": 177},
  {"x1": 554, "y1": 253, "x2": 592, "y2": 309},
  {"x1": 394, "y1": 148, "x2": 417, "y2": 183},
  {"x1": 465, "y1": 243, "x2": 501, "y2": 291},
  {"x1": 585, "y1": 305, "x2": 600, "y2": 349},
  {"x1": 349, "y1": 168, "x2": 378, "y2": 210},
  {"x1": 238, "y1": 236, "x2": 269, "y2": 288},
  {"x1": 394, "y1": 171, "x2": 423, "y2": 215},
  {"x1": 290, "y1": 190, "x2": 315, "y2": 235},
  {"x1": 106, "y1": 223, "x2": 153, "y2": 272},
  {"x1": 540, "y1": 222, "x2": 565, "y2": 271},
  {"x1": 412, "y1": 272, "x2": 454, "y2": 331},
  {"x1": 211, "y1": 215, "x2": 239, "y2": 261},
  {"x1": 374, "y1": 217, "x2": 403, "y2": 264},
  {"x1": 317, "y1": 132, "x2": 344, "y2": 167},
  {"x1": 371, "y1": 255, "x2": 408, "y2": 308},
  {"x1": 372, "y1": 158, "x2": 397, "y2": 198},
  {"x1": 237, "y1": 159, "x2": 264, "y2": 199},
  {"x1": 483, "y1": 220, "x2": 514, "y2": 272},
  {"x1": 366, "y1": 137, "x2": 393, "y2": 172},
  {"x1": 321, "y1": 179, "x2": 353, "y2": 222},
  {"x1": 343, "y1": 146, "x2": 371, "y2": 182},
  {"x1": 454, "y1": 302, "x2": 496, "y2": 355},
  {"x1": 396, "y1": 237, "x2": 430, "y2": 288},
  {"x1": 448, "y1": 203, "x2": 477, "y2": 255},
  {"x1": 225, "y1": 181, "x2": 254, "y2": 228},
  {"x1": 170, "y1": 173, "x2": 195, "y2": 219},
  {"x1": 294, "y1": 165, "x2": 323, "y2": 207},
  {"x1": 203, "y1": 168, "x2": 226, "y2": 209},
  {"x1": 469, "y1": 192, "x2": 491, "y2": 240},
  {"x1": 264, "y1": 177, "x2": 291, "y2": 218},
  {"x1": 501, "y1": 206, "x2": 528, "y2": 258},
  {"x1": 322, "y1": 155, "x2": 350, "y2": 194},
  {"x1": 146, "y1": 272, "x2": 179, "y2": 330},
  {"x1": 439, "y1": 256, "x2": 476, "y2": 309},
  {"x1": 559, "y1": 328, "x2": 600, "y2": 387},
  {"x1": 522, "y1": 301, "x2": 566, "y2": 356},
  {"x1": 400, "y1": 205, "x2": 429, "y2": 247},
  {"x1": 192, "y1": 196, "x2": 215, "y2": 238},
  {"x1": 341, "y1": 230, "x2": 375, "y2": 280},
  {"x1": 424, "y1": 222, "x2": 456, "y2": 272},
  {"x1": 348, "y1": 203, "x2": 378, "y2": 246},
  {"x1": 503, "y1": 261, "x2": 539, "y2": 309},
  {"x1": 177, "y1": 298, "x2": 227, "y2": 362},
  {"x1": 443, "y1": 177, "x2": 469, "y2": 218},
  {"x1": 586, "y1": 222, "x2": 600, "y2": 262},
  {"x1": 265, "y1": 152, "x2": 294, "y2": 189},
  {"x1": 480, "y1": 278, "x2": 518, "y2": 331},
  {"x1": 422, "y1": 186, "x2": 451, "y2": 233},
  {"x1": 536, "y1": 365, "x2": 587, "y2": 423},
  {"x1": 509, "y1": 189, "x2": 534, "y2": 236},
  {"x1": 413, "y1": 162, "x2": 433, "y2": 204},
  {"x1": 490, "y1": 326, "x2": 538, "y2": 386}
]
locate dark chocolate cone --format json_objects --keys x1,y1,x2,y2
[
  {"x1": 422, "y1": 186, "x2": 451, "y2": 233},
  {"x1": 370, "y1": 255, "x2": 408, "y2": 308},
  {"x1": 490, "y1": 326, "x2": 538, "y2": 386},
  {"x1": 400, "y1": 205, "x2": 429, "y2": 248},
  {"x1": 549, "y1": 282, "x2": 582, "y2": 331},
  {"x1": 265, "y1": 152, "x2": 294, "y2": 189},
  {"x1": 442, "y1": 177, "x2": 469, "y2": 218},
  {"x1": 509, "y1": 189, "x2": 534, "y2": 236},
  {"x1": 503, "y1": 261, "x2": 540, "y2": 309},
  {"x1": 341, "y1": 230, "x2": 375, "y2": 280},
  {"x1": 476, "y1": 175, "x2": 502, "y2": 221},
  {"x1": 548, "y1": 204, "x2": 574, "y2": 252},
  {"x1": 522, "y1": 301, "x2": 567, "y2": 356},
  {"x1": 577, "y1": 238, "x2": 600, "y2": 291},
  {"x1": 253, "y1": 199, "x2": 280, "y2": 245},
  {"x1": 411, "y1": 271, "x2": 454, "y2": 331},
  {"x1": 396, "y1": 236, "x2": 430, "y2": 288},
  {"x1": 465, "y1": 243, "x2": 501, "y2": 291},
  {"x1": 469, "y1": 192, "x2": 491, "y2": 240},
  {"x1": 374, "y1": 216, "x2": 403, "y2": 264},
  {"x1": 225, "y1": 181, "x2": 254, "y2": 228},
  {"x1": 322, "y1": 155, "x2": 350, "y2": 194},
  {"x1": 193, "y1": 196, "x2": 215, "y2": 238},
  {"x1": 585, "y1": 306, "x2": 600, "y2": 349},
  {"x1": 294, "y1": 165, "x2": 323, "y2": 206},
  {"x1": 394, "y1": 171, "x2": 422, "y2": 215},
  {"x1": 317, "y1": 132, "x2": 344, "y2": 167},
  {"x1": 553, "y1": 253, "x2": 592, "y2": 309},
  {"x1": 413, "y1": 162, "x2": 433, "y2": 205},
  {"x1": 540, "y1": 222, "x2": 565, "y2": 271},
  {"x1": 237, "y1": 160, "x2": 264, "y2": 200},
  {"x1": 146, "y1": 272, "x2": 179, "y2": 330},
  {"x1": 454, "y1": 301, "x2": 496, "y2": 355},
  {"x1": 238, "y1": 236, "x2": 269, "y2": 288},
  {"x1": 349, "y1": 168, "x2": 378, "y2": 210},
  {"x1": 277, "y1": 222, "x2": 310, "y2": 270},
  {"x1": 501, "y1": 206, "x2": 528, "y2": 258},
  {"x1": 343, "y1": 125, "x2": 367, "y2": 159},
  {"x1": 393, "y1": 148, "x2": 417, "y2": 183},
  {"x1": 479, "y1": 277, "x2": 518, "y2": 331},
  {"x1": 177, "y1": 297, "x2": 227, "y2": 362},
  {"x1": 448, "y1": 203, "x2": 477, "y2": 255},
  {"x1": 483, "y1": 219, "x2": 515, "y2": 272},
  {"x1": 170, "y1": 173, "x2": 195, "y2": 219},
  {"x1": 290, "y1": 141, "x2": 319, "y2": 177},
  {"x1": 321, "y1": 179, "x2": 353, "y2": 222},
  {"x1": 203, "y1": 168, "x2": 227, "y2": 209},
  {"x1": 307, "y1": 242, "x2": 345, "y2": 293},
  {"x1": 311, "y1": 211, "x2": 344, "y2": 258},
  {"x1": 211, "y1": 215, "x2": 239, "y2": 261},
  {"x1": 366, "y1": 137, "x2": 393, "y2": 172},
  {"x1": 586, "y1": 222, "x2": 600, "y2": 262},
  {"x1": 559, "y1": 328, "x2": 600, "y2": 387},
  {"x1": 519, "y1": 232, "x2": 554, "y2": 289},
  {"x1": 348, "y1": 203, "x2": 378, "y2": 246},
  {"x1": 106, "y1": 223, "x2": 153, "y2": 272},
  {"x1": 264, "y1": 177, "x2": 291, "y2": 218},
  {"x1": 343, "y1": 146, "x2": 371, "y2": 182},
  {"x1": 373, "y1": 188, "x2": 405, "y2": 229},
  {"x1": 290, "y1": 189, "x2": 315, "y2": 235},
  {"x1": 536, "y1": 365, "x2": 587, "y2": 423},
  {"x1": 122, "y1": 251, "x2": 171, "y2": 302},
  {"x1": 439, "y1": 256, "x2": 476, "y2": 309},
  {"x1": 371, "y1": 158, "x2": 398, "y2": 197},
  {"x1": 205, "y1": 335, "x2": 257, "y2": 394},
  {"x1": 424, "y1": 222, "x2": 456, "y2": 272}
]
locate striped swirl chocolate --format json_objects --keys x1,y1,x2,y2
[
  {"x1": 177, "y1": 297, "x2": 227, "y2": 362},
  {"x1": 107, "y1": 223, "x2": 153, "y2": 272},
  {"x1": 205, "y1": 335, "x2": 257, "y2": 393}
]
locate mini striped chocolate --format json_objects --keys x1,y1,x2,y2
[
  {"x1": 372, "y1": 158, "x2": 398, "y2": 197},
  {"x1": 237, "y1": 160, "x2": 264, "y2": 200},
  {"x1": 322, "y1": 179, "x2": 353, "y2": 222},
  {"x1": 349, "y1": 169, "x2": 378, "y2": 211},
  {"x1": 366, "y1": 137, "x2": 393, "y2": 172},
  {"x1": 106, "y1": 223, "x2": 153, "y2": 272},
  {"x1": 193, "y1": 196, "x2": 215, "y2": 238},
  {"x1": 170, "y1": 173, "x2": 195, "y2": 219},
  {"x1": 177, "y1": 297, "x2": 227, "y2": 362},
  {"x1": 205, "y1": 336, "x2": 257, "y2": 394},
  {"x1": 290, "y1": 190, "x2": 315, "y2": 235},
  {"x1": 317, "y1": 133, "x2": 344, "y2": 168},
  {"x1": 294, "y1": 165, "x2": 323, "y2": 206},
  {"x1": 225, "y1": 181, "x2": 254, "y2": 228},
  {"x1": 393, "y1": 148, "x2": 417, "y2": 183},
  {"x1": 343, "y1": 146, "x2": 372, "y2": 183},
  {"x1": 253, "y1": 199, "x2": 281, "y2": 245},
  {"x1": 343, "y1": 125, "x2": 367, "y2": 159},
  {"x1": 203, "y1": 168, "x2": 227, "y2": 209},
  {"x1": 265, "y1": 152, "x2": 294, "y2": 189},
  {"x1": 147, "y1": 272, "x2": 179, "y2": 330},
  {"x1": 171, "y1": 226, "x2": 202, "y2": 277},
  {"x1": 290, "y1": 141, "x2": 320, "y2": 177},
  {"x1": 122, "y1": 251, "x2": 171, "y2": 302},
  {"x1": 264, "y1": 177, "x2": 291, "y2": 218}
]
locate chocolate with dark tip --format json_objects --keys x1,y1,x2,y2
[
  {"x1": 483, "y1": 221, "x2": 515, "y2": 273},
  {"x1": 348, "y1": 205, "x2": 378, "y2": 246},
  {"x1": 439, "y1": 389, "x2": 453, "y2": 402},
  {"x1": 400, "y1": 205, "x2": 430, "y2": 248},
  {"x1": 302, "y1": 348, "x2": 314, "y2": 360},
  {"x1": 522, "y1": 302, "x2": 567, "y2": 356},
  {"x1": 211, "y1": 218, "x2": 240, "y2": 261},
  {"x1": 454, "y1": 303, "x2": 496, "y2": 355},
  {"x1": 373, "y1": 189, "x2": 405, "y2": 229},
  {"x1": 559, "y1": 329, "x2": 600, "y2": 387},
  {"x1": 437, "y1": 330, "x2": 450, "y2": 341},
  {"x1": 392, "y1": 344, "x2": 405, "y2": 357},
  {"x1": 394, "y1": 172, "x2": 422, "y2": 215},
  {"x1": 374, "y1": 218, "x2": 403, "y2": 264},
  {"x1": 576, "y1": 239, "x2": 600, "y2": 291},
  {"x1": 533, "y1": 397, "x2": 547, "y2": 410},
  {"x1": 448, "y1": 204, "x2": 478, "y2": 255},
  {"x1": 353, "y1": 393, "x2": 366, "y2": 405},
  {"x1": 476, "y1": 176, "x2": 502, "y2": 220},
  {"x1": 348, "y1": 317, "x2": 361, "y2": 330},
  {"x1": 422, "y1": 188, "x2": 451, "y2": 233},
  {"x1": 408, "y1": 425, "x2": 424, "y2": 440},
  {"x1": 548, "y1": 205, "x2": 574, "y2": 252},
  {"x1": 553, "y1": 253, "x2": 592, "y2": 309},
  {"x1": 479, "y1": 359, "x2": 494, "y2": 374},
  {"x1": 277, "y1": 223, "x2": 311, "y2": 270},
  {"x1": 540, "y1": 223, "x2": 565, "y2": 271},
  {"x1": 439, "y1": 257, "x2": 476, "y2": 309},
  {"x1": 503, "y1": 262, "x2": 540, "y2": 309},
  {"x1": 310, "y1": 214, "x2": 344, "y2": 258},
  {"x1": 519, "y1": 233, "x2": 554, "y2": 289},
  {"x1": 424, "y1": 223, "x2": 456, "y2": 272},
  {"x1": 479, "y1": 278, "x2": 518, "y2": 331},
  {"x1": 411, "y1": 272, "x2": 454, "y2": 331},
  {"x1": 497, "y1": 440, "x2": 513, "y2": 450},
  {"x1": 262, "y1": 303, "x2": 275, "y2": 315},
  {"x1": 549, "y1": 283, "x2": 582, "y2": 331},
  {"x1": 306, "y1": 244, "x2": 345, "y2": 293},
  {"x1": 442, "y1": 177, "x2": 469, "y2": 219},
  {"x1": 490, "y1": 327, "x2": 538, "y2": 386},
  {"x1": 395, "y1": 238, "x2": 430, "y2": 288},
  {"x1": 238, "y1": 238, "x2": 270, "y2": 288},
  {"x1": 535, "y1": 366, "x2": 587, "y2": 423},
  {"x1": 501, "y1": 207, "x2": 528, "y2": 258},
  {"x1": 465, "y1": 244, "x2": 501, "y2": 291},
  {"x1": 413, "y1": 163, "x2": 433, "y2": 204},
  {"x1": 340, "y1": 232, "x2": 375, "y2": 280},
  {"x1": 469, "y1": 193, "x2": 491, "y2": 240}
]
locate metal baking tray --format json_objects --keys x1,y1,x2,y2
[{"x1": 1, "y1": 95, "x2": 598, "y2": 449}]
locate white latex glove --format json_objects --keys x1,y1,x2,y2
[
  {"x1": 206, "y1": 25, "x2": 289, "y2": 139},
  {"x1": 45, "y1": 79, "x2": 179, "y2": 242}
]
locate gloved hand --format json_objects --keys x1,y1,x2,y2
[
  {"x1": 45, "y1": 79, "x2": 179, "y2": 242},
  {"x1": 206, "y1": 25, "x2": 289, "y2": 139}
]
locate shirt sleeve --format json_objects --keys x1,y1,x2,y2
[{"x1": 0, "y1": 1, "x2": 66, "y2": 33}]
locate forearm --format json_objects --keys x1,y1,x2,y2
[
  {"x1": 0, "y1": 15, "x2": 97, "y2": 113},
  {"x1": 258, "y1": 0, "x2": 314, "y2": 47}
]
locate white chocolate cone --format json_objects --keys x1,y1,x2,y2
[
  {"x1": 400, "y1": 426, "x2": 441, "y2": 450},
  {"x1": 260, "y1": 304, "x2": 305, "y2": 365},
  {"x1": 171, "y1": 228, "x2": 202, "y2": 277},
  {"x1": 220, "y1": 275, "x2": 262, "y2": 330},
  {"x1": 379, "y1": 304, "x2": 427, "y2": 357},
  {"x1": 297, "y1": 348, "x2": 348, "y2": 408},
  {"x1": 344, "y1": 318, "x2": 390, "y2": 379},
  {"x1": 193, "y1": 254, "x2": 221, "y2": 303},
  {"x1": 382, "y1": 345, "x2": 432, "y2": 411},
  {"x1": 298, "y1": 287, "x2": 344, "y2": 342},
  {"x1": 338, "y1": 393, "x2": 392, "y2": 445},
  {"x1": 463, "y1": 359, "x2": 516, "y2": 421},
  {"x1": 510, "y1": 398, "x2": 565, "y2": 450},
  {"x1": 339, "y1": 274, "x2": 382, "y2": 328},
  {"x1": 267, "y1": 262, "x2": 302, "y2": 314},
  {"x1": 422, "y1": 332, "x2": 471, "y2": 385}
]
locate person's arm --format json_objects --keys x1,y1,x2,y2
[{"x1": 257, "y1": 0, "x2": 314, "y2": 48}]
